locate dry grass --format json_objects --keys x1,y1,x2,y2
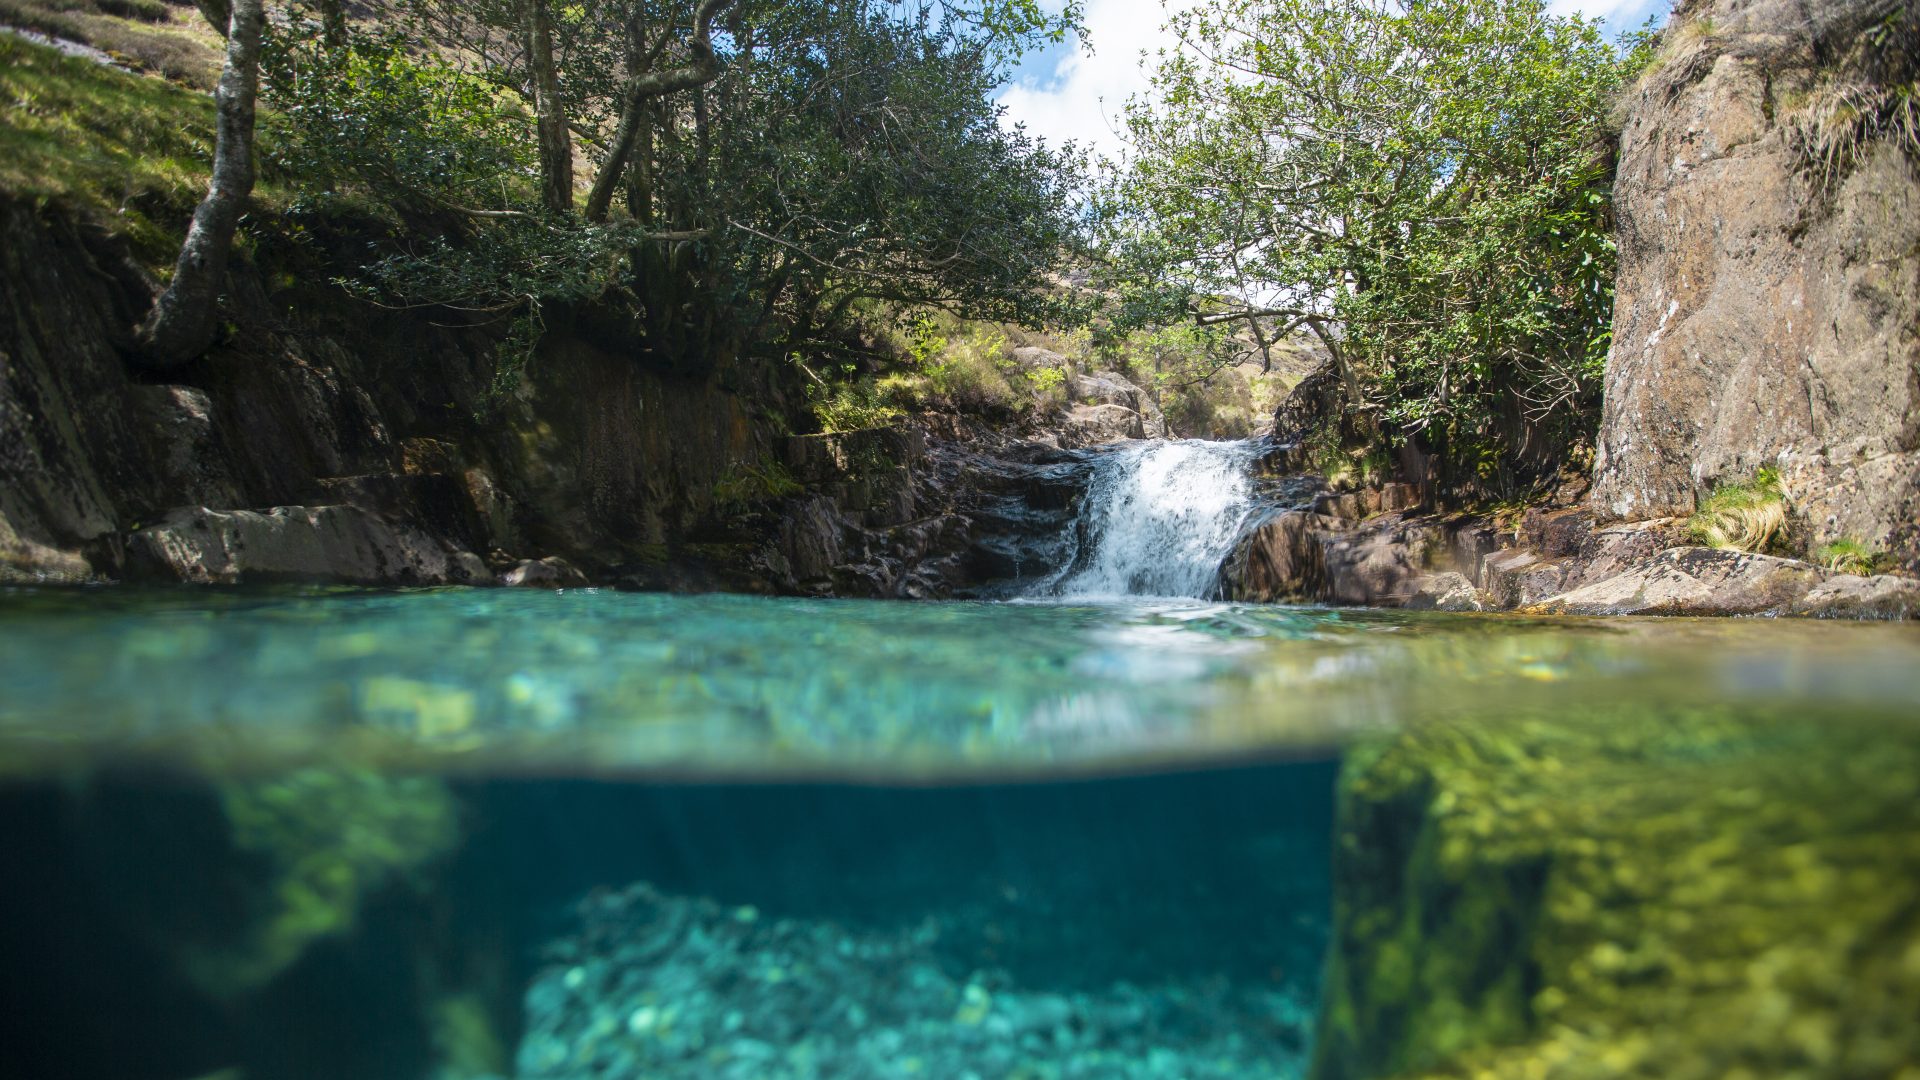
[
  {"x1": 0, "y1": 0, "x2": 220, "y2": 88},
  {"x1": 1687, "y1": 467, "x2": 1789, "y2": 554},
  {"x1": 1788, "y1": 80, "x2": 1920, "y2": 189}
]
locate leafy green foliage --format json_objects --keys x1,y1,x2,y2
[
  {"x1": 806, "y1": 364, "x2": 905, "y2": 434},
  {"x1": 258, "y1": 0, "x2": 1086, "y2": 397},
  {"x1": 1107, "y1": 0, "x2": 1649, "y2": 495},
  {"x1": 263, "y1": 16, "x2": 536, "y2": 218}
]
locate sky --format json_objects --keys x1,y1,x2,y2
[{"x1": 996, "y1": 0, "x2": 1672, "y2": 162}]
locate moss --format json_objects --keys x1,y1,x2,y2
[
  {"x1": 712, "y1": 457, "x2": 804, "y2": 510},
  {"x1": 180, "y1": 768, "x2": 462, "y2": 996},
  {"x1": 1312, "y1": 694, "x2": 1920, "y2": 1080}
]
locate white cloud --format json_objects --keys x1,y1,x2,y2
[
  {"x1": 996, "y1": 0, "x2": 1186, "y2": 164},
  {"x1": 997, "y1": 0, "x2": 1669, "y2": 162}
]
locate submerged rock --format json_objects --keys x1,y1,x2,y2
[
  {"x1": 1313, "y1": 693, "x2": 1920, "y2": 1080},
  {"x1": 518, "y1": 883, "x2": 1313, "y2": 1080}
]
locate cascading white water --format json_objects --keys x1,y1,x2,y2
[{"x1": 1047, "y1": 439, "x2": 1263, "y2": 599}]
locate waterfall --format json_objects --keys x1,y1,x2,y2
[{"x1": 1043, "y1": 440, "x2": 1263, "y2": 599}]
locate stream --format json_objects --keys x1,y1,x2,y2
[{"x1": 2, "y1": 439, "x2": 1918, "y2": 1080}]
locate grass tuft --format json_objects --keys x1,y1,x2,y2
[
  {"x1": 1814, "y1": 537, "x2": 1888, "y2": 576},
  {"x1": 1687, "y1": 467, "x2": 1788, "y2": 554}
]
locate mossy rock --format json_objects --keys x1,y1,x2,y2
[
  {"x1": 180, "y1": 769, "x2": 462, "y2": 996},
  {"x1": 1313, "y1": 695, "x2": 1920, "y2": 1080}
]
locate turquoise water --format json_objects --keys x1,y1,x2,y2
[
  {"x1": 2, "y1": 586, "x2": 1916, "y2": 779},
  {"x1": 2, "y1": 587, "x2": 1918, "y2": 1080}
]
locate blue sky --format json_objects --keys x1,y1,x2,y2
[{"x1": 997, "y1": 0, "x2": 1672, "y2": 159}]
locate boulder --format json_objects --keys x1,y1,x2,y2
[
  {"x1": 125, "y1": 505, "x2": 493, "y2": 586},
  {"x1": 500, "y1": 556, "x2": 590, "y2": 589},
  {"x1": 1479, "y1": 549, "x2": 1572, "y2": 610},
  {"x1": 1406, "y1": 571, "x2": 1486, "y2": 612},
  {"x1": 1525, "y1": 547, "x2": 1822, "y2": 617},
  {"x1": 1059, "y1": 404, "x2": 1147, "y2": 448},
  {"x1": 1008, "y1": 346, "x2": 1068, "y2": 372},
  {"x1": 1789, "y1": 573, "x2": 1920, "y2": 620}
]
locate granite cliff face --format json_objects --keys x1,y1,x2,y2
[{"x1": 1592, "y1": 0, "x2": 1919, "y2": 567}]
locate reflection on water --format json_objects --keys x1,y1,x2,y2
[{"x1": 0, "y1": 587, "x2": 1917, "y2": 1080}]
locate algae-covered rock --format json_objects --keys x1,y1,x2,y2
[
  {"x1": 1313, "y1": 695, "x2": 1920, "y2": 1080},
  {"x1": 181, "y1": 768, "x2": 462, "y2": 995}
]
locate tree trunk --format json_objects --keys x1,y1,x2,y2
[
  {"x1": 317, "y1": 0, "x2": 347, "y2": 50},
  {"x1": 521, "y1": 0, "x2": 573, "y2": 215},
  {"x1": 583, "y1": 0, "x2": 737, "y2": 222},
  {"x1": 193, "y1": 0, "x2": 230, "y2": 33},
  {"x1": 133, "y1": 0, "x2": 263, "y2": 370}
]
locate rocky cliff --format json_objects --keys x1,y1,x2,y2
[
  {"x1": 0, "y1": 195, "x2": 1001, "y2": 594},
  {"x1": 1592, "y1": 0, "x2": 1919, "y2": 567}
]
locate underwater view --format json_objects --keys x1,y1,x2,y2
[
  {"x1": 4, "y1": 0, "x2": 1918, "y2": 1076},
  {"x1": 2, "y1": 586, "x2": 1918, "y2": 1079}
]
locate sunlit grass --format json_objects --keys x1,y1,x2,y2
[
  {"x1": 1814, "y1": 536, "x2": 1888, "y2": 576},
  {"x1": 0, "y1": 0, "x2": 221, "y2": 87},
  {"x1": 1686, "y1": 466, "x2": 1787, "y2": 554},
  {"x1": 0, "y1": 32, "x2": 305, "y2": 268}
]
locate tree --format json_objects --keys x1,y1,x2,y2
[
  {"x1": 269, "y1": 0, "x2": 1084, "y2": 370},
  {"x1": 1106, "y1": 0, "x2": 1645, "y2": 492},
  {"x1": 133, "y1": 0, "x2": 265, "y2": 368}
]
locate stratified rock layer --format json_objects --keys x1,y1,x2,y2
[{"x1": 1592, "y1": 0, "x2": 1920, "y2": 567}]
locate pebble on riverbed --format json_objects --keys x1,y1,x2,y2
[{"x1": 515, "y1": 882, "x2": 1313, "y2": 1080}]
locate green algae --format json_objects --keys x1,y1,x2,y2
[
  {"x1": 179, "y1": 768, "x2": 461, "y2": 996},
  {"x1": 1313, "y1": 693, "x2": 1920, "y2": 1080}
]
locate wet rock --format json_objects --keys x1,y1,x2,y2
[
  {"x1": 1222, "y1": 509, "x2": 1480, "y2": 607},
  {"x1": 1318, "y1": 516, "x2": 1454, "y2": 607},
  {"x1": 500, "y1": 556, "x2": 589, "y2": 589},
  {"x1": 1220, "y1": 512, "x2": 1329, "y2": 603},
  {"x1": 1479, "y1": 549, "x2": 1571, "y2": 610},
  {"x1": 1789, "y1": 574, "x2": 1920, "y2": 620},
  {"x1": 125, "y1": 505, "x2": 493, "y2": 586}
]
